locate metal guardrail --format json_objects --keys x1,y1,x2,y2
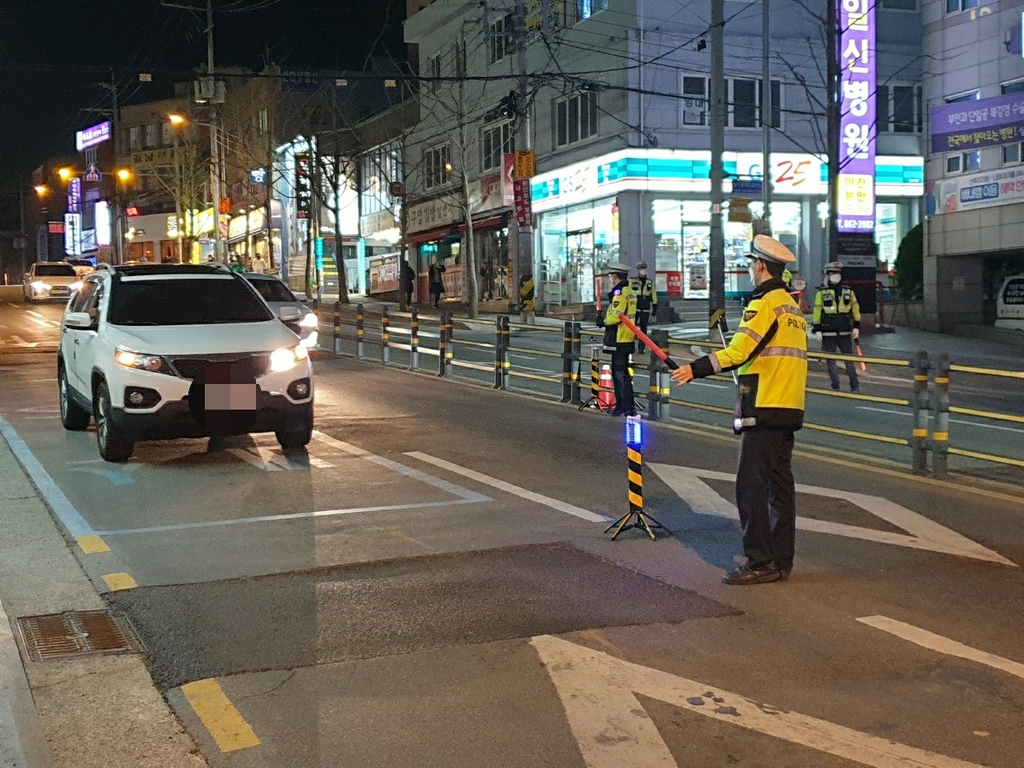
[{"x1": 320, "y1": 305, "x2": 1024, "y2": 478}]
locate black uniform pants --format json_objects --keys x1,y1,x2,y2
[
  {"x1": 610, "y1": 349, "x2": 636, "y2": 414},
  {"x1": 735, "y1": 428, "x2": 797, "y2": 572},
  {"x1": 635, "y1": 308, "x2": 651, "y2": 337},
  {"x1": 822, "y1": 334, "x2": 859, "y2": 390}
]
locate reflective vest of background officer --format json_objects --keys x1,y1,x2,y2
[
  {"x1": 812, "y1": 261, "x2": 861, "y2": 392},
  {"x1": 670, "y1": 235, "x2": 807, "y2": 586},
  {"x1": 629, "y1": 261, "x2": 657, "y2": 344},
  {"x1": 596, "y1": 262, "x2": 638, "y2": 417}
]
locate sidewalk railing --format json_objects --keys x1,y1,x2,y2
[{"x1": 319, "y1": 305, "x2": 1024, "y2": 480}]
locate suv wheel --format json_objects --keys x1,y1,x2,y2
[
  {"x1": 94, "y1": 380, "x2": 135, "y2": 462},
  {"x1": 276, "y1": 407, "x2": 313, "y2": 450},
  {"x1": 58, "y1": 363, "x2": 90, "y2": 431}
]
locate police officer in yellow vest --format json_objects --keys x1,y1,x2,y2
[
  {"x1": 629, "y1": 261, "x2": 657, "y2": 346},
  {"x1": 812, "y1": 261, "x2": 861, "y2": 392},
  {"x1": 596, "y1": 262, "x2": 638, "y2": 417},
  {"x1": 671, "y1": 235, "x2": 807, "y2": 585}
]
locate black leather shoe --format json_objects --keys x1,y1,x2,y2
[
  {"x1": 723, "y1": 563, "x2": 780, "y2": 585},
  {"x1": 777, "y1": 569, "x2": 792, "y2": 582}
]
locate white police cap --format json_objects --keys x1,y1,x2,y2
[
  {"x1": 606, "y1": 261, "x2": 630, "y2": 274},
  {"x1": 747, "y1": 234, "x2": 796, "y2": 265}
]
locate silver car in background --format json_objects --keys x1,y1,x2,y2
[{"x1": 243, "y1": 272, "x2": 319, "y2": 349}]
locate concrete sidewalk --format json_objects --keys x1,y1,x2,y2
[{"x1": 0, "y1": 424, "x2": 205, "y2": 767}]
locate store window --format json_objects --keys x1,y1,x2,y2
[
  {"x1": 536, "y1": 199, "x2": 619, "y2": 308},
  {"x1": 555, "y1": 91, "x2": 598, "y2": 147},
  {"x1": 875, "y1": 203, "x2": 911, "y2": 267}
]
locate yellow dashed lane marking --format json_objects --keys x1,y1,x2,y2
[
  {"x1": 101, "y1": 573, "x2": 137, "y2": 591},
  {"x1": 76, "y1": 535, "x2": 110, "y2": 554},
  {"x1": 181, "y1": 678, "x2": 261, "y2": 752}
]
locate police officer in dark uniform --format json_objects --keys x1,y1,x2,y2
[
  {"x1": 596, "y1": 262, "x2": 638, "y2": 417},
  {"x1": 629, "y1": 261, "x2": 657, "y2": 348},
  {"x1": 671, "y1": 236, "x2": 808, "y2": 585}
]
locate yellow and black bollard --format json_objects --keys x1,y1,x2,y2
[{"x1": 605, "y1": 416, "x2": 668, "y2": 541}]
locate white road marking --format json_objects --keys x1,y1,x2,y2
[
  {"x1": 856, "y1": 405, "x2": 1024, "y2": 435},
  {"x1": 405, "y1": 452, "x2": 611, "y2": 523},
  {"x1": 687, "y1": 380, "x2": 726, "y2": 389},
  {"x1": 857, "y1": 616, "x2": 1024, "y2": 681},
  {"x1": 10, "y1": 336, "x2": 38, "y2": 348},
  {"x1": 308, "y1": 456, "x2": 334, "y2": 469},
  {"x1": 24, "y1": 310, "x2": 58, "y2": 327},
  {"x1": 648, "y1": 464, "x2": 1016, "y2": 566},
  {"x1": 0, "y1": 417, "x2": 95, "y2": 537},
  {"x1": 94, "y1": 499, "x2": 480, "y2": 536},
  {"x1": 532, "y1": 634, "x2": 983, "y2": 768},
  {"x1": 69, "y1": 465, "x2": 141, "y2": 486},
  {"x1": 315, "y1": 432, "x2": 490, "y2": 503}
]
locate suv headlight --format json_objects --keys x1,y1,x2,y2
[
  {"x1": 114, "y1": 347, "x2": 168, "y2": 373},
  {"x1": 299, "y1": 312, "x2": 319, "y2": 328},
  {"x1": 69, "y1": 281, "x2": 84, "y2": 293},
  {"x1": 31, "y1": 281, "x2": 49, "y2": 292},
  {"x1": 269, "y1": 343, "x2": 309, "y2": 372}
]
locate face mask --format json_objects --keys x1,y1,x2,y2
[
  {"x1": 638, "y1": 270, "x2": 647, "y2": 277},
  {"x1": 749, "y1": 264, "x2": 760, "y2": 283},
  {"x1": 828, "y1": 273, "x2": 841, "y2": 285}
]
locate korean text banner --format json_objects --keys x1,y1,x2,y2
[
  {"x1": 930, "y1": 93, "x2": 1024, "y2": 152},
  {"x1": 837, "y1": 0, "x2": 876, "y2": 233}
]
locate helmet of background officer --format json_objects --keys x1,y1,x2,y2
[
  {"x1": 607, "y1": 261, "x2": 630, "y2": 282},
  {"x1": 637, "y1": 261, "x2": 648, "y2": 278},
  {"x1": 824, "y1": 261, "x2": 843, "y2": 286},
  {"x1": 745, "y1": 235, "x2": 796, "y2": 287}
]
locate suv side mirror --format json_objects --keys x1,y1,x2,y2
[
  {"x1": 278, "y1": 307, "x2": 301, "y2": 323},
  {"x1": 65, "y1": 311, "x2": 96, "y2": 330}
]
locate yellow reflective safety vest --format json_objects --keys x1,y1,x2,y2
[
  {"x1": 629, "y1": 276, "x2": 656, "y2": 311},
  {"x1": 812, "y1": 284, "x2": 860, "y2": 336},
  {"x1": 690, "y1": 279, "x2": 807, "y2": 432},
  {"x1": 602, "y1": 281, "x2": 637, "y2": 351}
]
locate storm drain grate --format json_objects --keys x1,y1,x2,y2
[{"x1": 17, "y1": 609, "x2": 144, "y2": 662}]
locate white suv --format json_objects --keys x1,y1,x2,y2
[
  {"x1": 58, "y1": 263, "x2": 314, "y2": 462},
  {"x1": 24, "y1": 261, "x2": 83, "y2": 302}
]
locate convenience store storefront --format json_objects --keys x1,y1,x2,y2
[{"x1": 530, "y1": 149, "x2": 923, "y2": 308}]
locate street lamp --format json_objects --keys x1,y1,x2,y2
[
  {"x1": 33, "y1": 184, "x2": 49, "y2": 197},
  {"x1": 164, "y1": 112, "x2": 222, "y2": 263},
  {"x1": 168, "y1": 113, "x2": 187, "y2": 262}
]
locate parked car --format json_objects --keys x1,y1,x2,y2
[
  {"x1": 242, "y1": 272, "x2": 319, "y2": 349},
  {"x1": 23, "y1": 262, "x2": 83, "y2": 302},
  {"x1": 57, "y1": 262, "x2": 314, "y2": 462}
]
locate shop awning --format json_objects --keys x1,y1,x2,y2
[{"x1": 405, "y1": 213, "x2": 508, "y2": 245}]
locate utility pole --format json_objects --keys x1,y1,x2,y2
[
  {"x1": 205, "y1": 0, "x2": 224, "y2": 263},
  {"x1": 826, "y1": 0, "x2": 840, "y2": 264},
  {"x1": 761, "y1": 0, "x2": 772, "y2": 235},
  {"x1": 96, "y1": 74, "x2": 123, "y2": 263},
  {"x1": 511, "y1": 0, "x2": 533, "y2": 310},
  {"x1": 709, "y1": 0, "x2": 726, "y2": 325}
]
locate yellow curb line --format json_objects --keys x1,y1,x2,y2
[
  {"x1": 181, "y1": 678, "x2": 261, "y2": 752},
  {"x1": 76, "y1": 535, "x2": 109, "y2": 554},
  {"x1": 101, "y1": 573, "x2": 137, "y2": 592}
]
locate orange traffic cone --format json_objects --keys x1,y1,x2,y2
[{"x1": 598, "y1": 364, "x2": 616, "y2": 411}]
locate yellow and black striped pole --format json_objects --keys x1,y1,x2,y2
[
  {"x1": 579, "y1": 346, "x2": 601, "y2": 411},
  {"x1": 911, "y1": 349, "x2": 930, "y2": 474},
  {"x1": 932, "y1": 353, "x2": 950, "y2": 477},
  {"x1": 605, "y1": 416, "x2": 667, "y2": 541}
]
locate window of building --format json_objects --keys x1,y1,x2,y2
[
  {"x1": 881, "y1": 0, "x2": 917, "y2": 9},
  {"x1": 454, "y1": 39, "x2": 467, "y2": 79},
  {"x1": 555, "y1": 91, "x2": 599, "y2": 147},
  {"x1": 1001, "y1": 80, "x2": 1024, "y2": 95},
  {"x1": 129, "y1": 126, "x2": 141, "y2": 150},
  {"x1": 162, "y1": 122, "x2": 172, "y2": 146},
  {"x1": 481, "y1": 120, "x2": 515, "y2": 171},
  {"x1": 1002, "y1": 142, "x2": 1024, "y2": 164},
  {"x1": 945, "y1": 91, "x2": 979, "y2": 103},
  {"x1": 576, "y1": 0, "x2": 608, "y2": 21},
  {"x1": 876, "y1": 84, "x2": 923, "y2": 133},
  {"x1": 488, "y1": 14, "x2": 515, "y2": 64},
  {"x1": 145, "y1": 124, "x2": 158, "y2": 148},
  {"x1": 945, "y1": 0, "x2": 978, "y2": 12},
  {"x1": 428, "y1": 55, "x2": 441, "y2": 94},
  {"x1": 946, "y1": 151, "x2": 980, "y2": 174},
  {"x1": 424, "y1": 144, "x2": 452, "y2": 189},
  {"x1": 258, "y1": 108, "x2": 269, "y2": 134},
  {"x1": 681, "y1": 76, "x2": 782, "y2": 128}
]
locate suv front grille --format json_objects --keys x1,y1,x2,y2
[{"x1": 169, "y1": 353, "x2": 271, "y2": 380}]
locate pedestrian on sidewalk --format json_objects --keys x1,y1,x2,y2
[
  {"x1": 401, "y1": 259, "x2": 416, "y2": 307},
  {"x1": 596, "y1": 262, "x2": 638, "y2": 417},
  {"x1": 629, "y1": 261, "x2": 657, "y2": 349},
  {"x1": 428, "y1": 257, "x2": 446, "y2": 308},
  {"x1": 517, "y1": 272, "x2": 536, "y2": 325},
  {"x1": 812, "y1": 261, "x2": 861, "y2": 392},
  {"x1": 670, "y1": 235, "x2": 807, "y2": 585}
]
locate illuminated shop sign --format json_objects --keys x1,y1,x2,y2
[
  {"x1": 836, "y1": 0, "x2": 876, "y2": 233},
  {"x1": 75, "y1": 120, "x2": 112, "y2": 152}
]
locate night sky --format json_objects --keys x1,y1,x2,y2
[{"x1": 0, "y1": 0, "x2": 403, "y2": 226}]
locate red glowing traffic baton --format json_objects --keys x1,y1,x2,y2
[
  {"x1": 856, "y1": 343, "x2": 867, "y2": 372},
  {"x1": 616, "y1": 314, "x2": 680, "y2": 370}
]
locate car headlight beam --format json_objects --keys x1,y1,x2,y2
[
  {"x1": 114, "y1": 347, "x2": 166, "y2": 373},
  {"x1": 269, "y1": 343, "x2": 309, "y2": 373},
  {"x1": 299, "y1": 312, "x2": 319, "y2": 328}
]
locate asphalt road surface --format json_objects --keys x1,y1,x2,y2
[{"x1": 1, "y1": 327, "x2": 1022, "y2": 767}]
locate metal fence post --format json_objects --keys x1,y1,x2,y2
[
  {"x1": 410, "y1": 308, "x2": 420, "y2": 371},
  {"x1": 570, "y1": 321, "x2": 582, "y2": 405},
  {"x1": 444, "y1": 311, "x2": 454, "y2": 378},
  {"x1": 438, "y1": 312, "x2": 448, "y2": 377},
  {"x1": 911, "y1": 349, "x2": 930, "y2": 474},
  {"x1": 560, "y1": 321, "x2": 573, "y2": 402},
  {"x1": 932, "y1": 353, "x2": 950, "y2": 477},
  {"x1": 333, "y1": 301, "x2": 341, "y2": 354},
  {"x1": 356, "y1": 303, "x2": 365, "y2": 360},
  {"x1": 499, "y1": 315, "x2": 510, "y2": 390},
  {"x1": 493, "y1": 316, "x2": 503, "y2": 388},
  {"x1": 656, "y1": 330, "x2": 672, "y2": 421},
  {"x1": 381, "y1": 306, "x2": 391, "y2": 365},
  {"x1": 646, "y1": 330, "x2": 669, "y2": 421}
]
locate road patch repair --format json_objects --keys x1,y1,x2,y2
[{"x1": 107, "y1": 542, "x2": 736, "y2": 692}]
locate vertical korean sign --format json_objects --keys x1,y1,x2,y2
[
  {"x1": 837, "y1": 0, "x2": 876, "y2": 233},
  {"x1": 295, "y1": 153, "x2": 312, "y2": 220}
]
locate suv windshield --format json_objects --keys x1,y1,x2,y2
[
  {"x1": 107, "y1": 278, "x2": 275, "y2": 325},
  {"x1": 34, "y1": 264, "x2": 77, "y2": 277},
  {"x1": 247, "y1": 278, "x2": 297, "y2": 303}
]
